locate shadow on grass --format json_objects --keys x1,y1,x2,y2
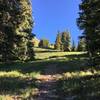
[
  {"x1": 0, "y1": 61, "x2": 46, "y2": 74},
  {"x1": 0, "y1": 76, "x2": 37, "y2": 96},
  {"x1": 0, "y1": 53, "x2": 99, "y2": 75},
  {"x1": 56, "y1": 74, "x2": 100, "y2": 100},
  {"x1": 35, "y1": 50, "x2": 61, "y2": 53},
  {"x1": 0, "y1": 53, "x2": 100, "y2": 99}
]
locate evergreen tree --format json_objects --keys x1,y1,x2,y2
[
  {"x1": 27, "y1": 34, "x2": 35, "y2": 61},
  {"x1": 61, "y1": 32, "x2": 66, "y2": 51},
  {"x1": 77, "y1": 0, "x2": 100, "y2": 65},
  {"x1": 72, "y1": 40, "x2": 76, "y2": 51},
  {"x1": 0, "y1": 31, "x2": 4, "y2": 61},
  {"x1": 77, "y1": 38, "x2": 86, "y2": 51},
  {"x1": 61, "y1": 31, "x2": 71, "y2": 51},
  {"x1": 39, "y1": 39, "x2": 49, "y2": 48},
  {"x1": 0, "y1": 0, "x2": 34, "y2": 62},
  {"x1": 0, "y1": 0, "x2": 19, "y2": 62},
  {"x1": 55, "y1": 32, "x2": 62, "y2": 50}
]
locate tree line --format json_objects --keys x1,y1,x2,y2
[
  {"x1": 55, "y1": 30, "x2": 86, "y2": 52},
  {"x1": 32, "y1": 31, "x2": 86, "y2": 52}
]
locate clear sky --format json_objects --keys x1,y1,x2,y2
[{"x1": 32, "y1": 0, "x2": 81, "y2": 45}]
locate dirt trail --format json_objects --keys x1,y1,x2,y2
[{"x1": 34, "y1": 64, "x2": 62, "y2": 100}]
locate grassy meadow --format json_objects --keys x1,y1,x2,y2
[
  {"x1": 34, "y1": 47, "x2": 85, "y2": 60},
  {"x1": 0, "y1": 48, "x2": 100, "y2": 99}
]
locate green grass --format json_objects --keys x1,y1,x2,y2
[
  {"x1": 34, "y1": 48, "x2": 85, "y2": 60},
  {"x1": 0, "y1": 50, "x2": 100, "y2": 99},
  {"x1": 0, "y1": 61, "x2": 48, "y2": 99},
  {"x1": 56, "y1": 75, "x2": 100, "y2": 100},
  {"x1": 54, "y1": 54, "x2": 100, "y2": 100}
]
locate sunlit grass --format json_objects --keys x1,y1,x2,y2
[
  {"x1": 62, "y1": 70, "x2": 100, "y2": 79},
  {"x1": 55, "y1": 57, "x2": 100, "y2": 100},
  {"x1": 26, "y1": 72, "x2": 41, "y2": 78},
  {"x1": 0, "y1": 62, "x2": 44, "y2": 99},
  {"x1": 34, "y1": 47, "x2": 85, "y2": 60},
  {"x1": 35, "y1": 51, "x2": 85, "y2": 60},
  {"x1": 56, "y1": 73, "x2": 100, "y2": 100},
  {"x1": 0, "y1": 70, "x2": 39, "y2": 99},
  {"x1": 0, "y1": 95, "x2": 13, "y2": 100},
  {"x1": 0, "y1": 51, "x2": 99, "y2": 99},
  {"x1": 0, "y1": 71, "x2": 26, "y2": 78}
]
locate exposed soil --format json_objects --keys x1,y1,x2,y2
[{"x1": 34, "y1": 64, "x2": 62, "y2": 100}]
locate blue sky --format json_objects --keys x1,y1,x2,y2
[{"x1": 32, "y1": 0, "x2": 81, "y2": 45}]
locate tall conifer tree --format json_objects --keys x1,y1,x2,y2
[
  {"x1": 72, "y1": 40, "x2": 76, "y2": 51},
  {"x1": 0, "y1": 0, "x2": 34, "y2": 62},
  {"x1": 61, "y1": 31, "x2": 71, "y2": 51},
  {"x1": 55, "y1": 32, "x2": 62, "y2": 50},
  {"x1": 77, "y1": 0, "x2": 100, "y2": 65}
]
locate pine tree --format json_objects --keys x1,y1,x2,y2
[
  {"x1": 72, "y1": 40, "x2": 76, "y2": 51},
  {"x1": 77, "y1": 38, "x2": 86, "y2": 51},
  {"x1": 55, "y1": 32, "x2": 62, "y2": 50},
  {"x1": 0, "y1": 0, "x2": 34, "y2": 62},
  {"x1": 61, "y1": 32, "x2": 66, "y2": 51},
  {"x1": 15, "y1": 0, "x2": 34, "y2": 61},
  {"x1": 0, "y1": 0, "x2": 19, "y2": 62},
  {"x1": 27, "y1": 34, "x2": 35, "y2": 61},
  {"x1": 39, "y1": 39, "x2": 49, "y2": 48},
  {"x1": 77, "y1": 0, "x2": 100, "y2": 65},
  {"x1": 0, "y1": 31, "x2": 4, "y2": 61},
  {"x1": 61, "y1": 31, "x2": 71, "y2": 51}
]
